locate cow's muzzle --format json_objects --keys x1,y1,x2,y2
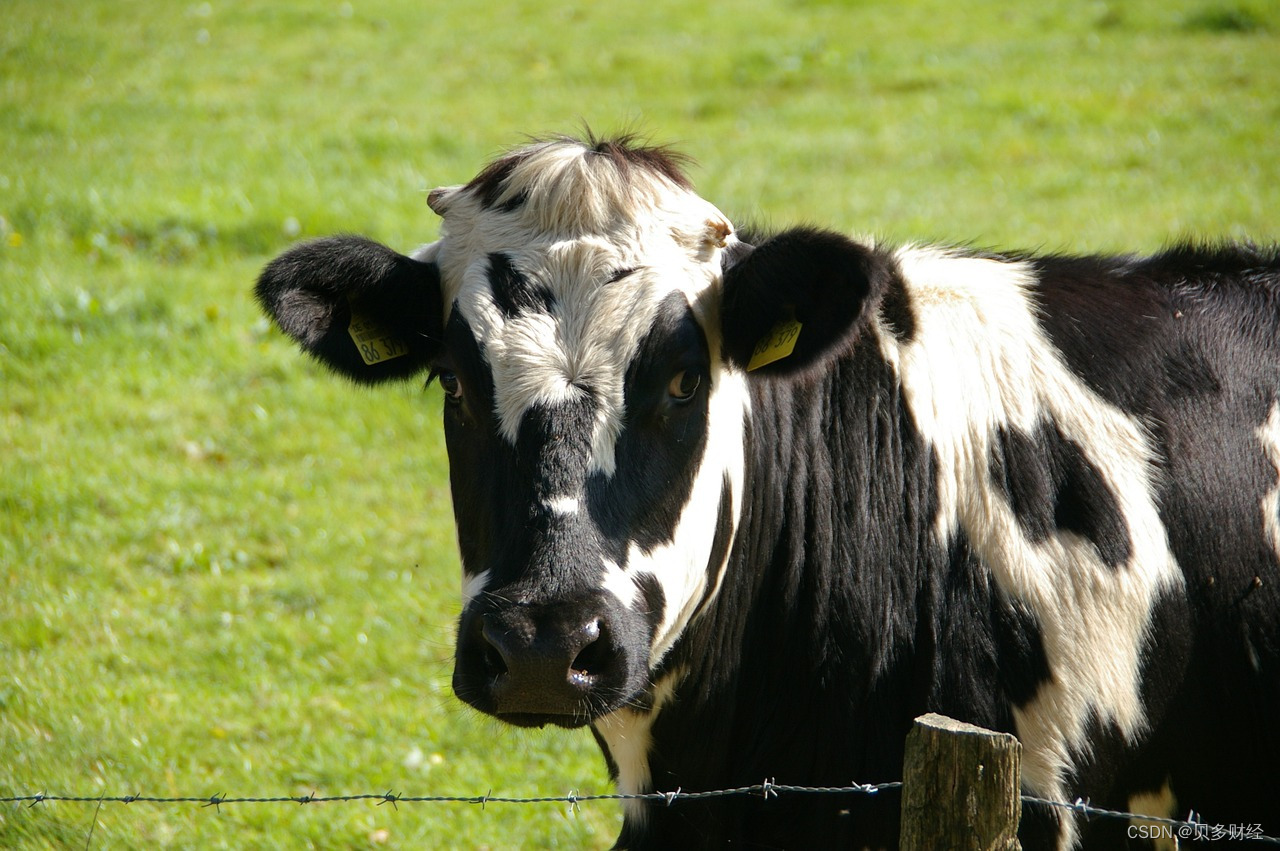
[{"x1": 452, "y1": 594, "x2": 645, "y2": 728}]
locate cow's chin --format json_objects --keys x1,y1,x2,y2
[
  {"x1": 495, "y1": 712, "x2": 594, "y2": 730},
  {"x1": 482, "y1": 682, "x2": 646, "y2": 729}
]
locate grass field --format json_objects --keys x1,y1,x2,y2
[{"x1": 2, "y1": 0, "x2": 1277, "y2": 847}]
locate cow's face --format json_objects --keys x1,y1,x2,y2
[
  {"x1": 256, "y1": 135, "x2": 885, "y2": 728},
  {"x1": 422, "y1": 140, "x2": 750, "y2": 727}
]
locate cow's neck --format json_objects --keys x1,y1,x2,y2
[{"x1": 616, "y1": 339, "x2": 936, "y2": 832}]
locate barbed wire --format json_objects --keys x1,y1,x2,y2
[
  {"x1": 5, "y1": 781, "x2": 1279, "y2": 843},
  {"x1": 2, "y1": 780, "x2": 899, "y2": 811},
  {"x1": 1023, "y1": 794, "x2": 1280, "y2": 845}
]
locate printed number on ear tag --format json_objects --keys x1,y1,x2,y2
[
  {"x1": 348, "y1": 312, "x2": 409, "y2": 366},
  {"x1": 747, "y1": 317, "x2": 803, "y2": 371}
]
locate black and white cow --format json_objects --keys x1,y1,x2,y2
[{"x1": 256, "y1": 134, "x2": 1280, "y2": 849}]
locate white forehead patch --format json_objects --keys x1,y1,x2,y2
[
  {"x1": 434, "y1": 140, "x2": 737, "y2": 476},
  {"x1": 452, "y1": 244, "x2": 659, "y2": 475}
]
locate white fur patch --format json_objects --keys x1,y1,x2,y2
[
  {"x1": 1256, "y1": 402, "x2": 1280, "y2": 563},
  {"x1": 592, "y1": 670, "x2": 682, "y2": 825},
  {"x1": 1128, "y1": 782, "x2": 1178, "y2": 851},
  {"x1": 544, "y1": 496, "x2": 581, "y2": 516},
  {"x1": 628, "y1": 366, "x2": 748, "y2": 666},
  {"x1": 601, "y1": 558, "x2": 640, "y2": 610},
  {"x1": 461, "y1": 568, "x2": 490, "y2": 605},
  {"x1": 878, "y1": 246, "x2": 1184, "y2": 847}
]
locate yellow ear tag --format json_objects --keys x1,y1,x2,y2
[
  {"x1": 747, "y1": 316, "x2": 803, "y2": 371},
  {"x1": 348, "y1": 312, "x2": 409, "y2": 366}
]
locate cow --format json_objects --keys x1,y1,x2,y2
[{"x1": 254, "y1": 133, "x2": 1280, "y2": 849}]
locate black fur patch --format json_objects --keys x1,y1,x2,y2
[
  {"x1": 1162, "y1": 341, "x2": 1223, "y2": 401},
  {"x1": 587, "y1": 292, "x2": 711, "y2": 557},
  {"x1": 993, "y1": 589, "x2": 1054, "y2": 706},
  {"x1": 1027, "y1": 243, "x2": 1280, "y2": 417},
  {"x1": 465, "y1": 151, "x2": 533, "y2": 212},
  {"x1": 634, "y1": 572, "x2": 667, "y2": 638},
  {"x1": 1023, "y1": 252, "x2": 1173, "y2": 416},
  {"x1": 581, "y1": 132, "x2": 693, "y2": 190},
  {"x1": 877, "y1": 268, "x2": 917, "y2": 343},
  {"x1": 990, "y1": 421, "x2": 1133, "y2": 568},
  {"x1": 487, "y1": 252, "x2": 554, "y2": 318},
  {"x1": 1144, "y1": 240, "x2": 1280, "y2": 283},
  {"x1": 518, "y1": 398, "x2": 596, "y2": 506}
]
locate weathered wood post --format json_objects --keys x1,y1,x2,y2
[{"x1": 900, "y1": 713, "x2": 1022, "y2": 851}]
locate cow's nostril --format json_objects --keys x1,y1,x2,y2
[
  {"x1": 569, "y1": 619, "x2": 607, "y2": 680},
  {"x1": 482, "y1": 638, "x2": 509, "y2": 678},
  {"x1": 460, "y1": 606, "x2": 634, "y2": 722}
]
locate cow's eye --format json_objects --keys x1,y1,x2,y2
[
  {"x1": 433, "y1": 369, "x2": 464, "y2": 401},
  {"x1": 668, "y1": 370, "x2": 701, "y2": 403}
]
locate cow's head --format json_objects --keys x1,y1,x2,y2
[{"x1": 257, "y1": 135, "x2": 885, "y2": 728}]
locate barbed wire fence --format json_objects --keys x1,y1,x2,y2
[{"x1": 6, "y1": 782, "x2": 1279, "y2": 845}]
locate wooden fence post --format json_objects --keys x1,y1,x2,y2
[{"x1": 900, "y1": 713, "x2": 1022, "y2": 851}]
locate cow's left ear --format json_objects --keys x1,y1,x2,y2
[
  {"x1": 719, "y1": 228, "x2": 891, "y2": 375},
  {"x1": 255, "y1": 235, "x2": 442, "y2": 383}
]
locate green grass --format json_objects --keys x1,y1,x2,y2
[{"x1": 2, "y1": 0, "x2": 1277, "y2": 847}]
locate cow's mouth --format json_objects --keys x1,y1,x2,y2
[{"x1": 495, "y1": 711, "x2": 593, "y2": 729}]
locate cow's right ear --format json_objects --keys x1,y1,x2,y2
[
  {"x1": 255, "y1": 235, "x2": 442, "y2": 383},
  {"x1": 718, "y1": 228, "x2": 891, "y2": 376}
]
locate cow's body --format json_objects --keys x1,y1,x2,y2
[
  {"x1": 256, "y1": 135, "x2": 1280, "y2": 848},
  {"x1": 609, "y1": 241, "x2": 1280, "y2": 848}
]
